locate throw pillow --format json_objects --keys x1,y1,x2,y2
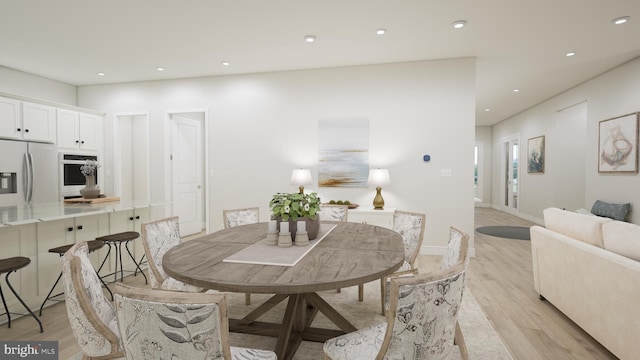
[{"x1": 591, "y1": 200, "x2": 631, "y2": 221}]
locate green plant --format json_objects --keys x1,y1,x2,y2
[
  {"x1": 329, "y1": 200, "x2": 336, "y2": 204},
  {"x1": 269, "y1": 192, "x2": 320, "y2": 221}
]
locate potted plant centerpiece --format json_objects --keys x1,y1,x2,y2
[{"x1": 270, "y1": 192, "x2": 321, "y2": 240}]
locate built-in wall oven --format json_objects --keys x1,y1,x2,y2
[{"x1": 59, "y1": 153, "x2": 99, "y2": 198}]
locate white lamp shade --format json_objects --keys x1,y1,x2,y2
[
  {"x1": 368, "y1": 168, "x2": 390, "y2": 186},
  {"x1": 291, "y1": 168, "x2": 313, "y2": 186}
]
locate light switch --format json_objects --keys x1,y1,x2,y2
[
  {"x1": 1, "y1": 177, "x2": 7, "y2": 189},
  {"x1": 440, "y1": 169, "x2": 452, "y2": 177}
]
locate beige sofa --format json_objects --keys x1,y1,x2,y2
[{"x1": 531, "y1": 207, "x2": 640, "y2": 360}]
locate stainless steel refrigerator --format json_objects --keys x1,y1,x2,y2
[{"x1": 0, "y1": 139, "x2": 59, "y2": 206}]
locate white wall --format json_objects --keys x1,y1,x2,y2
[
  {"x1": 491, "y1": 56, "x2": 640, "y2": 224},
  {"x1": 0, "y1": 66, "x2": 76, "y2": 104},
  {"x1": 77, "y1": 59, "x2": 476, "y2": 253}
]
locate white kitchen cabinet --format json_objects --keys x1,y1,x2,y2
[
  {"x1": 0, "y1": 97, "x2": 55, "y2": 142},
  {"x1": 107, "y1": 206, "x2": 150, "y2": 275},
  {"x1": 56, "y1": 109, "x2": 102, "y2": 151},
  {"x1": 0, "y1": 96, "x2": 22, "y2": 139},
  {"x1": 0, "y1": 223, "x2": 38, "y2": 310},
  {"x1": 36, "y1": 213, "x2": 109, "y2": 304},
  {"x1": 22, "y1": 102, "x2": 56, "y2": 142},
  {"x1": 348, "y1": 207, "x2": 395, "y2": 229}
]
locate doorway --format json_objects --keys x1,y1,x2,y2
[
  {"x1": 114, "y1": 113, "x2": 150, "y2": 203},
  {"x1": 474, "y1": 142, "x2": 483, "y2": 203},
  {"x1": 503, "y1": 134, "x2": 519, "y2": 212},
  {"x1": 168, "y1": 111, "x2": 206, "y2": 236}
]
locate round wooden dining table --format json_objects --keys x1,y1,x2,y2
[{"x1": 163, "y1": 221, "x2": 404, "y2": 360}]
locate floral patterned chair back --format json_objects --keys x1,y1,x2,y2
[
  {"x1": 393, "y1": 210, "x2": 426, "y2": 270},
  {"x1": 319, "y1": 204, "x2": 349, "y2": 222},
  {"x1": 62, "y1": 241, "x2": 123, "y2": 359},
  {"x1": 141, "y1": 216, "x2": 203, "y2": 292},
  {"x1": 383, "y1": 262, "x2": 467, "y2": 359},
  {"x1": 223, "y1": 207, "x2": 260, "y2": 229},
  {"x1": 440, "y1": 226, "x2": 469, "y2": 270},
  {"x1": 113, "y1": 284, "x2": 277, "y2": 360},
  {"x1": 323, "y1": 262, "x2": 467, "y2": 360}
]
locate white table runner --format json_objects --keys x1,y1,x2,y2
[{"x1": 223, "y1": 224, "x2": 337, "y2": 266}]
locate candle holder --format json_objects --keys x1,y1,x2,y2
[
  {"x1": 278, "y1": 232, "x2": 293, "y2": 248},
  {"x1": 266, "y1": 230, "x2": 278, "y2": 246},
  {"x1": 294, "y1": 231, "x2": 309, "y2": 246}
]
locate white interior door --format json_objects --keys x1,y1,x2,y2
[
  {"x1": 503, "y1": 135, "x2": 519, "y2": 212},
  {"x1": 171, "y1": 114, "x2": 204, "y2": 236}
]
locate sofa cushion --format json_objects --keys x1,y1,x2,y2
[
  {"x1": 602, "y1": 221, "x2": 640, "y2": 261},
  {"x1": 543, "y1": 207, "x2": 611, "y2": 248},
  {"x1": 591, "y1": 200, "x2": 631, "y2": 221}
]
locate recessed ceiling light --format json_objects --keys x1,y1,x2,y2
[
  {"x1": 97, "y1": 72, "x2": 105, "y2": 76},
  {"x1": 304, "y1": 35, "x2": 316, "y2": 43},
  {"x1": 221, "y1": 61, "x2": 230, "y2": 66},
  {"x1": 452, "y1": 20, "x2": 467, "y2": 29},
  {"x1": 376, "y1": 28, "x2": 386, "y2": 35},
  {"x1": 565, "y1": 52, "x2": 576, "y2": 57},
  {"x1": 611, "y1": 16, "x2": 630, "y2": 25},
  {"x1": 485, "y1": 108, "x2": 491, "y2": 112},
  {"x1": 156, "y1": 67, "x2": 165, "y2": 71},
  {"x1": 513, "y1": 89, "x2": 521, "y2": 93}
]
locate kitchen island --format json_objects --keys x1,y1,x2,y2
[{"x1": 0, "y1": 200, "x2": 153, "y2": 322}]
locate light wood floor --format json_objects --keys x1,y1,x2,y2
[
  {"x1": 0, "y1": 207, "x2": 618, "y2": 359},
  {"x1": 470, "y1": 207, "x2": 617, "y2": 360}
]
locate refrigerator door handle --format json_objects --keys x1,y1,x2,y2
[{"x1": 26, "y1": 153, "x2": 34, "y2": 204}]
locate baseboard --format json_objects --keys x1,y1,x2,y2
[{"x1": 489, "y1": 204, "x2": 544, "y2": 225}]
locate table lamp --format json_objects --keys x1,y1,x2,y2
[
  {"x1": 368, "y1": 168, "x2": 390, "y2": 210},
  {"x1": 291, "y1": 168, "x2": 312, "y2": 194}
]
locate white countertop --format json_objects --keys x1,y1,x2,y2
[{"x1": 0, "y1": 200, "x2": 150, "y2": 225}]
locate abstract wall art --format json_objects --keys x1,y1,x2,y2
[
  {"x1": 527, "y1": 135, "x2": 545, "y2": 173},
  {"x1": 318, "y1": 118, "x2": 369, "y2": 187},
  {"x1": 598, "y1": 112, "x2": 639, "y2": 173}
]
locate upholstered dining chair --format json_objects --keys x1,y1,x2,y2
[
  {"x1": 141, "y1": 216, "x2": 204, "y2": 292},
  {"x1": 442, "y1": 226, "x2": 470, "y2": 360},
  {"x1": 223, "y1": 207, "x2": 260, "y2": 229},
  {"x1": 113, "y1": 283, "x2": 277, "y2": 360},
  {"x1": 323, "y1": 262, "x2": 468, "y2": 360},
  {"x1": 223, "y1": 207, "x2": 260, "y2": 305},
  {"x1": 379, "y1": 210, "x2": 426, "y2": 315},
  {"x1": 318, "y1": 204, "x2": 353, "y2": 296},
  {"x1": 441, "y1": 226, "x2": 470, "y2": 270},
  {"x1": 319, "y1": 204, "x2": 349, "y2": 222},
  {"x1": 62, "y1": 241, "x2": 124, "y2": 359}
]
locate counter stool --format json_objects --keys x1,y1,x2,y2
[
  {"x1": 96, "y1": 231, "x2": 148, "y2": 284},
  {"x1": 0, "y1": 256, "x2": 43, "y2": 333},
  {"x1": 39, "y1": 240, "x2": 111, "y2": 316}
]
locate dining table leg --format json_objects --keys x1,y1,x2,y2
[{"x1": 229, "y1": 292, "x2": 359, "y2": 360}]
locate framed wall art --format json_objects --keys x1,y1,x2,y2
[
  {"x1": 598, "y1": 112, "x2": 639, "y2": 173},
  {"x1": 527, "y1": 135, "x2": 545, "y2": 173},
  {"x1": 318, "y1": 118, "x2": 369, "y2": 187}
]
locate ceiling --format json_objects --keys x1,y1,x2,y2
[{"x1": 1, "y1": 0, "x2": 639, "y2": 126}]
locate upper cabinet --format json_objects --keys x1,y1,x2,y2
[
  {"x1": 22, "y1": 102, "x2": 56, "y2": 142},
  {"x1": 57, "y1": 109, "x2": 102, "y2": 152},
  {"x1": 0, "y1": 97, "x2": 56, "y2": 143}
]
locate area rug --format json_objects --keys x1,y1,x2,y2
[
  {"x1": 225, "y1": 283, "x2": 513, "y2": 360},
  {"x1": 476, "y1": 225, "x2": 531, "y2": 240},
  {"x1": 68, "y1": 283, "x2": 512, "y2": 360}
]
